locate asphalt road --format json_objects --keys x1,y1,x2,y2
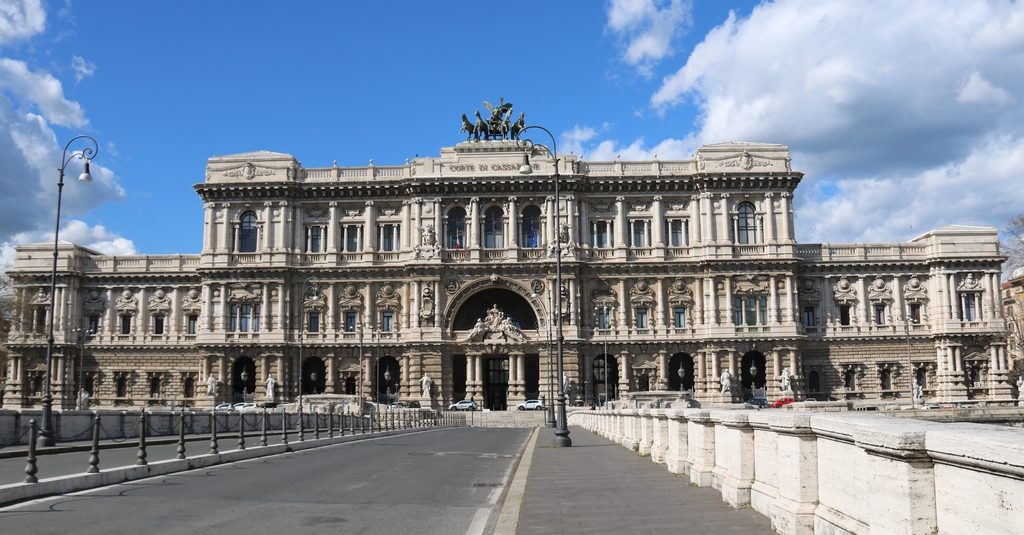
[{"x1": 0, "y1": 427, "x2": 530, "y2": 535}]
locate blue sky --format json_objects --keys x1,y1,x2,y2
[{"x1": 2, "y1": 0, "x2": 1024, "y2": 262}]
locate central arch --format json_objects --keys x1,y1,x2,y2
[{"x1": 451, "y1": 288, "x2": 538, "y2": 331}]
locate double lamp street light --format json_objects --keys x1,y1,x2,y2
[
  {"x1": 40, "y1": 135, "x2": 97, "y2": 447},
  {"x1": 517, "y1": 125, "x2": 571, "y2": 448}
]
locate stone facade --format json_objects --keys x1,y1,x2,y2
[{"x1": 2, "y1": 140, "x2": 1011, "y2": 410}]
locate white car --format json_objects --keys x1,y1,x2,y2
[
  {"x1": 214, "y1": 403, "x2": 234, "y2": 412},
  {"x1": 448, "y1": 400, "x2": 477, "y2": 411},
  {"x1": 234, "y1": 402, "x2": 258, "y2": 411},
  {"x1": 516, "y1": 399, "x2": 545, "y2": 411}
]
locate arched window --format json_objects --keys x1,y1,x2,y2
[
  {"x1": 184, "y1": 377, "x2": 195, "y2": 398},
  {"x1": 447, "y1": 207, "x2": 466, "y2": 250},
  {"x1": 520, "y1": 206, "x2": 541, "y2": 248},
  {"x1": 483, "y1": 206, "x2": 504, "y2": 248},
  {"x1": 239, "y1": 211, "x2": 258, "y2": 252},
  {"x1": 736, "y1": 202, "x2": 757, "y2": 244},
  {"x1": 880, "y1": 368, "x2": 891, "y2": 390}
]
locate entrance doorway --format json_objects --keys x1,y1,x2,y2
[
  {"x1": 301, "y1": 357, "x2": 326, "y2": 395},
  {"x1": 483, "y1": 357, "x2": 509, "y2": 410},
  {"x1": 740, "y1": 351, "x2": 767, "y2": 400},
  {"x1": 232, "y1": 357, "x2": 256, "y2": 402},
  {"x1": 377, "y1": 356, "x2": 400, "y2": 404},
  {"x1": 668, "y1": 353, "x2": 695, "y2": 392}
]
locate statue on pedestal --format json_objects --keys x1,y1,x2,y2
[
  {"x1": 720, "y1": 370, "x2": 733, "y2": 394},
  {"x1": 266, "y1": 376, "x2": 277, "y2": 400},
  {"x1": 780, "y1": 368, "x2": 793, "y2": 393},
  {"x1": 206, "y1": 373, "x2": 217, "y2": 397},
  {"x1": 420, "y1": 374, "x2": 433, "y2": 399}
]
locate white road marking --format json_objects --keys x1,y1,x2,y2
[
  {"x1": 464, "y1": 507, "x2": 490, "y2": 535},
  {"x1": 487, "y1": 487, "x2": 502, "y2": 504}
]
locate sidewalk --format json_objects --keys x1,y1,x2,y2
[{"x1": 516, "y1": 426, "x2": 774, "y2": 535}]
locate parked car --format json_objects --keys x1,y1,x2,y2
[
  {"x1": 396, "y1": 400, "x2": 420, "y2": 408},
  {"x1": 448, "y1": 400, "x2": 476, "y2": 411},
  {"x1": 749, "y1": 397, "x2": 769, "y2": 408},
  {"x1": 214, "y1": 403, "x2": 234, "y2": 412},
  {"x1": 235, "y1": 402, "x2": 258, "y2": 411},
  {"x1": 771, "y1": 397, "x2": 796, "y2": 408},
  {"x1": 516, "y1": 399, "x2": 545, "y2": 411}
]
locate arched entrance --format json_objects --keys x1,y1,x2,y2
[
  {"x1": 668, "y1": 353, "x2": 694, "y2": 392},
  {"x1": 451, "y1": 288, "x2": 538, "y2": 332},
  {"x1": 631, "y1": 355, "x2": 656, "y2": 392},
  {"x1": 232, "y1": 357, "x2": 256, "y2": 402},
  {"x1": 345, "y1": 376, "x2": 356, "y2": 395},
  {"x1": 740, "y1": 351, "x2": 767, "y2": 400},
  {"x1": 377, "y1": 356, "x2": 400, "y2": 404},
  {"x1": 301, "y1": 357, "x2": 326, "y2": 395},
  {"x1": 593, "y1": 354, "x2": 619, "y2": 405}
]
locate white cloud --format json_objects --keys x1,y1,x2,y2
[
  {"x1": 957, "y1": 70, "x2": 1013, "y2": 107},
  {"x1": 606, "y1": 0, "x2": 692, "y2": 77},
  {"x1": 0, "y1": 3, "x2": 129, "y2": 262},
  {"x1": 71, "y1": 55, "x2": 95, "y2": 84},
  {"x1": 0, "y1": 0, "x2": 45, "y2": 47},
  {"x1": 596, "y1": 0, "x2": 1024, "y2": 243},
  {"x1": 0, "y1": 58, "x2": 87, "y2": 126},
  {"x1": 0, "y1": 220, "x2": 139, "y2": 266}
]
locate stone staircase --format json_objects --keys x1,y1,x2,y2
[{"x1": 464, "y1": 409, "x2": 547, "y2": 428}]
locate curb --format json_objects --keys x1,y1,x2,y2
[
  {"x1": 0, "y1": 427, "x2": 435, "y2": 506},
  {"x1": 493, "y1": 426, "x2": 540, "y2": 535}
]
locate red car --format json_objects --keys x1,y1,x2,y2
[{"x1": 771, "y1": 397, "x2": 796, "y2": 408}]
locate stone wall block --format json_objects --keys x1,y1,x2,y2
[
  {"x1": 855, "y1": 420, "x2": 936, "y2": 535},
  {"x1": 713, "y1": 411, "x2": 754, "y2": 507},
  {"x1": 665, "y1": 409, "x2": 689, "y2": 474},
  {"x1": 683, "y1": 409, "x2": 715, "y2": 487}
]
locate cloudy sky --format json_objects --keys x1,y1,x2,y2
[{"x1": 1, "y1": 0, "x2": 1023, "y2": 264}]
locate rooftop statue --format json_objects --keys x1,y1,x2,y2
[{"x1": 460, "y1": 98, "x2": 523, "y2": 141}]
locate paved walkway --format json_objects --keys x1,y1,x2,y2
[{"x1": 517, "y1": 426, "x2": 774, "y2": 535}]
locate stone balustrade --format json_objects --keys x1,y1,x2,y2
[{"x1": 570, "y1": 408, "x2": 1024, "y2": 535}]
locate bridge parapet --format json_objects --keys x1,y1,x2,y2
[{"x1": 571, "y1": 408, "x2": 1024, "y2": 535}]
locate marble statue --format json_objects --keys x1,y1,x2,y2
[
  {"x1": 720, "y1": 370, "x2": 733, "y2": 394},
  {"x1": 913, "y1": 381, "x2": 924, "y2": 402},
  {"x1": 781, "y1": 368, "x2": 792, "y2": 392},
  {"x1": 77, "y1": 388, "x2": 90, "y2": 410},
  {"x1": 1017, "y1": 376, "x2": 1024, "y2": 401},
  {"x1": 420, "y1": 374, "x2": 433, "y2": 398},
  {"x1": 266, "y1": 376, "x2": 277, "y2": 399},
  {"x1": 206, "y1": 373, "x2": 217, "y2": 397}
]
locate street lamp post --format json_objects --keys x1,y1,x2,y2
[
  {"x1": 41, "y1": 135, "x2": 97, "y2": 447},
  {"x1": 518, "y1": 125, "x2": 571, "y2": 447},
  {"x1": 297, "y1": 276, "x2": 320, "y2": 439},
  {"x1": 241, "y1": 369, "x2": 249, "y2": 401},
  {"x1": 357, "y1": 322, "x2": 364, "y2": 408},
  {"x1": 598, "y1": 303, "x2": 611, "y2": 407},
  {"x1": 905, "y1": 316, "x2": 915, "y2": 409},
  {"x1": 72, "y1": 327, "x2": 90, "y2": 410},
  {"x1": 545, "y1": 289, "x2": 555, "y2": 427}
]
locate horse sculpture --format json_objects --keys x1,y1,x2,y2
[
  {"x1": 460, "y1": 113, "x2": 476, "y2": 141},
  {"x1": 474, "y1": 110, "x2": 489, "y2": 141}
]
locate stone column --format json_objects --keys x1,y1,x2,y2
[
  {"x1": 691, "y1": 194, "x2": 703, "y2": 244},
  {"x1": 652, "y1": 195, "x2": 665, "y2": 247},
  {"x1": 948, "y1": 273, "x2": 957, "y2": 320},
  {"x1": 469, "y1": 197, "x2": 480, "y2": 249},
  {"x1": 769, "y1": 275, "x2": 779, "y2": 325},
  {"x1": 507, "y1": 197, "x2": 518, "y2": 248},
  {"x1": 219, "y1": 203, "x2": 232, "y2": 253},
  {"x1": 656, "y1": 350, "x2": 668, "y2": 391},
  {"x1": 857, "y1": 276, "x2": 870, "y2": 325},
  {"x1": 724, "y1": 276, "x2": 734, "y2": 326},
  {"x1": 327, "y1": 202, "x2": 339, "y2": 253},
  {"x1": 401, "y1": 200, "x2": 412, "y2": 252},
  {"x1": 565, "y1": 195, "x2": 577, "y2": 246},
  {"x1": 780, "y1": 192, "x2": 792, "y2": 243},
  {"x1": 764, "y1": 193, "x2": 776, "y2": 244},
  {"x1": 615, "y1": 196, "x2": 628, "y2": 249},
  {"x1": 363, "y1": 201, "x2": 375, "y2": 253}
]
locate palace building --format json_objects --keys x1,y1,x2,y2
[{"x1": 1, "y1": 130, "x2": 1012, "y2": 410}]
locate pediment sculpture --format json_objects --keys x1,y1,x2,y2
[
  {"x1": 957, "y1": 273, "x2": 984, "y2": 292},
  {"x1": 733, "y1": 274, "x2": 770, "y2": 295},
  {"x1": 867, "y1": 277, "x2": 893, "y2": 304},
  {"x1": 462, "y1": 304, "x2": 527, "y2": 343},
  {"x1": 148, "y1": 289, "x2": 172, "y2": 314},
  {"x1": 115, "y1": 289, "x2": 138, "y2": 314},
  {"x1": 630, "y1": 278, "x2": 657, "y2": 306},
  {"x1": 29, "y1": 288, "x2": 50, "y2": 306},
  {"x1": 338, "y1": 284, "x2": 364, "y2": 310},
  {"x1": 376, "y1": 282, "x2": 402, "y2": 311},
  {"x1": 798, "y1": 279, "x2": 820, "y2": 303},
  {"x1": 667, "y1": 278, "x2": 694, "y2": 307},
  {"x1": 227, "y1": 283, "x2": 262, "y2": 303},
  {"x1": 903, "y1": 276, "x2": 928, "y2": 303},
  {"x1": 833, "y1": 277, "x2": 858, "y2": 305},
  {"x1": 82, "y1": 289, "x2": 106, "y2": 315},
  {"x1": 302, "y1": 283, "x2": 326, "y2": 311},
  {"x1": 181, "y1": 288, "x2": 203, "y2": 314}
]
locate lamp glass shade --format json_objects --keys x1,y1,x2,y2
[{"x1": 78, "y1": 160, "x2": 93, "y2": 182}]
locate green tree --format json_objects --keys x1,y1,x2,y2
[{"x1": 1004, "y1": 213, "x2": 1024, "y2": 277}]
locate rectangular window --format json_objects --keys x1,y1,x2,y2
[
  {"x1": 635, "y1": 308, "x2": 648, "y2": 329},
  {"x1": 306, "y1": 226, "x2": 323, "y2": 253},
  {"x1": 734, "y1": 296, "x2": 769, "y2": 326},
  {"x1": 665, "y1": 219, "x2": 688, "y2": 247},
  {"x1": 345, "y1": 312, "x2": 357, "y2": 332},
  {"x1": 252, "y1": 304, "x2": 260, "y2": 332},
  {"x1": 120, "y1": 315, "x2": 131, "y2": 335},
  {"x1": 308, "y1": 311, "x2": 320, "y2": 333},
  {"x1": 874, "y1": 305, "x2": 886, "y2": 325},
  {"x1": 344, "y1": 225, "x2": 361, "y2": 252},
  {"x1": 628, "y1": 220, "x2": 651, "y2": 247},
  {"x1": 240, "y1": 304, "x2": 251, "y2": 332},
  {"x1": 590, "y1": 221, "x2": 613, "y2": 248},
  {"x1": 597, "y1": 308, "x2": 610, "y2": 330},
  {"x1": 154, "y1": 315, "x2": 165, "y2": 335},
  {"x1": 839, "y1": 305, "x2": 851, "y2": 326},
  {"x1": 909, "y1": 304, "x2": 921, "y2": 324},
  {"x1": 377, "y1": 224, "x2": 399, "y2": 252},
  {"x1": 187, "y1": 315, "x2": 198, "y2": 335},
  {"x1": 673, "y1": 307, "x2": 687, "y2": 328},
  {"x1": 803, "y1": 306, "x2": 816, "y2": 327},
  {"x1": 35, "y1": 307, "x2": 47, "y2": 330},
  {"x1": 88, "y1": 315, "x2": 100, "y2": 334},
  {"x1": 382, "y1": 311, "x2": 394, "y2": 332},
  {"x1": 959, "y1": 294, "x2": 977, "y2": 321},
  {"x1": 229, "y1": 304, "x2": 238, "y2": 332}
]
